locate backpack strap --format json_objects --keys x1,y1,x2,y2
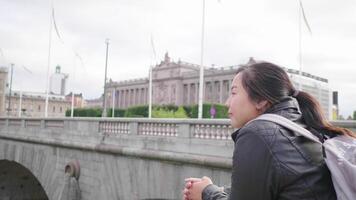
[{"x1": 252, "y1": 114, "x2": 322, "y2": 144}]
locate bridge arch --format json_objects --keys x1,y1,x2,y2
[{"x1": 0, "y1": 159, "x2": 48, "y2": 199}]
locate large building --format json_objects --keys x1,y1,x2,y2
[
  {"x1": 50, "y1": 65, "x2": 68, "y2": 95},
  {"x1": 4, "y1": 91, "x2": 71, "y2": 117},
  {"x1": 0, "y1": 66, "x2": 71, "y2": 117},
  {"x1": 106, "y1": 53, "x2": 331, "y2": 118}
]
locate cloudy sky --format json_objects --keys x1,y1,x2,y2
[{"x1": 1, "y1": 0, "x2": 355, "y2": 117}]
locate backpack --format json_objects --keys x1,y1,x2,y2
[{"x1": 253, "y1": 114, "x2": 356, "y2": 200}]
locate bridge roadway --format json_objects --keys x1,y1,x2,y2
[{"x1": 0, "y1": 117, "x2": 354, "y2": 199}]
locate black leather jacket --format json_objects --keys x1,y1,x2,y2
[{"x1": 202, "y1": 97, "x2": 336, "y2": 200}]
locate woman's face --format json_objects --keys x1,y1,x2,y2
[{"x1": 225, "y1": 73, "x2": 260, "y2": 128}]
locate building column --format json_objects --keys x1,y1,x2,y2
[
  {"x1": 219, "y1": 80, "x2": 223, "y2": 103},
  {"x1": 187, "y1": 83, "x2": 191, "y2": 105},
  {"x1": 115, "y1": 89, "x2": 121, "y2": 108},
  {"x1": 205, "y1": 81, "x2": 210, "y2": 102},
  {"x1": 195, "y1": 83, "x2": 198, "y2": 104},
  {"x1": 229, "y1": 79, "x2": 232, "y2": 95},
  {"x1": 117, "y1": 90, "x2": 121, "y2": 108},
  {"x1": 140, "y1": 88, "x2": 143, "y2": 105},
  {"x1": 121, "y1": 90, "x2": 124, "y2": 108},
  {"x1": 144, "y1": 88, "x2": 147, "y2": 104},
  {"x1": 214, "y1": 81, "x2": 217, "y2": 103},
  {"x1": 126, "y1": 89, "x2": 130, "y2": 108}
]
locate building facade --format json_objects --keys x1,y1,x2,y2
[
  {"x1": 106, "y1": 54, "x2": 331, "y2": 119},
  {"x1": 83, "y1": 96, "x2": 103, "y2": 108},
  {"x1": 65, "y1": 92, "x2": 85, "y2": 108},
  {"x1": 0, "y1": 67, "x2": 70, "y2": 117},
  {"x1": 4, "y1": 91, "x2": 71, "y2": 117}
]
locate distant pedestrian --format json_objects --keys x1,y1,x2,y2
[{"x1": 210, "y1": 105, "x2": 216, "y2": 118}]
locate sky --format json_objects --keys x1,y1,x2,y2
[{"x1": 0, "y1": 0, "x2": 355, "y2": 118}]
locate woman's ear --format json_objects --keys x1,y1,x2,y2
[{"x1": 255, "y1": 100, "x2": 269, "y2": 112}]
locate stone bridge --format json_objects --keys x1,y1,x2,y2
[{"x1": 0, "y1": 117, "x2": 355, "y2": 200}]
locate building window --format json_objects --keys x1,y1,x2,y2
[
  {"x1": 60, "y1": 107, "x2": 62, "y2": 112},
  {"x1": 38, "y1": 105, "x2": 41, "y2": 111},
  {"x1": 53, "y1": 106, "x2": 55, "y2": 112}
]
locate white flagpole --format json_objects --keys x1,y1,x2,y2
[
  {"x1": 70, "y1": 53, "x2": 77, "y2": 118},
  {"x1": 70, "y1": 92, "x2": 74, "y2": 117},
  {"x1": 112, "y1": 90, "x2": 115, "y2": 117},
  {"x1": 298, "y1": 0, "x2": 302, "y2": 90},
  {"x1": 148, "y1": 65, "x2": 153, "y2": 118},
  {"x1": 198, "y1": 0, "x2": 206, "y2": 119},
  {"x1": 18, "y1": 90, "x2": 22, "y2": 117},
  {"x1": 45, "y1": 1, "x2": 53, "y2": 118}
]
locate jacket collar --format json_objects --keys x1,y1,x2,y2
[{"x1": 231, "y1": 97, "x2": 302, "y2": 142}]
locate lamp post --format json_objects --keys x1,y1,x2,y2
[
  {"x1": 7, "y1": 63, "x2": 14, "y2": 116},
  {"x1": 102, "y1": 38, "x2": 110, "y2": 117},
  {"x1": 198, "y1": 0, "x2": 206, "y2": 119}
]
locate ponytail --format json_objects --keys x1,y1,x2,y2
[
  {"x1": 295, "y1": 91, "x2": 356, "y2": 138},
  {"x1": 237, "y1": 61, "x2": 356, "y2": 138}
]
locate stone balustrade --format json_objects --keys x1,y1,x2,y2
[
  {"x1": 1, "y1": 117, "x2": 354, "y2": 138},
  {"x1": 0, "y1": 117, "x2": 355, "y2": 168}
]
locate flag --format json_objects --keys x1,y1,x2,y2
[
  {"x1": 299, "y1": 0, "x2": 312, "y2": 35},
  {"x1": 52, "y1": 7, "x2": 64, "y2": 44},
  {"x1": 22, "y1": 66, "x2": 33, "y2": 74},
  {"x1": 52, "y1": 6, "x2": 86, "y2": 70}
]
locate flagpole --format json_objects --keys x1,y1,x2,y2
[
  {"x1": 298, "y1": 0, "x2": 302, "y2": 90},
  {"x1": 18, "y1": 90, "x2": 22, "y2": 117},
  {"x1": 148, "y1": 65, "x2": 153, "y2": 118},
  {"x1": 45, "y1": 1, "x2": 53, "y2": 118},
  {"x1": 70, "y1": 92, "x2": 74, "y2": 117},
  {"x1": 112, "y1": 90, "x2": 115, "y2": 118},
  {"x1": 102, "y1": 38, "x2": 110, "y2": 118},
  {"x1": 198, "y1": 0, "x2": 206, "y2": 119}
]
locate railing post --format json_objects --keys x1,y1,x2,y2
[
  {"x1": 129, "y1": 122, "x2": 138, "y2": 135},
  {"x1": 40, "y1": 119, "x2": 45, "y2": 129},
  {"x1": 178, "y1": 123, "x2": 190, "y2": 138},
  {"x1": 21, "y1": 119, "x2": 25, "y2": 128}
]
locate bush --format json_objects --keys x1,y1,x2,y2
[
  {"x1": 65, "y1": 104, "x2": 227, "y2": 119},
  {"x1": 152, "y1": 108, "x2": 174, "y2": 118},
  {"x1": 107, "y1": 108, "x2": 126, "y2": 117},
  {"x1": 65, "y1": 108, "x2": 102, "y2": 117},
  {"x1": 189, "y1": 103, "x2": 228, "y2": 119},
  {"x1": 174, "y1": 106, "x2": 188, "y2": 118},
  {"x1": 152, "y1": 106, "x2": 188, "y2": 118},
  {"x1": 124, "y1": 105, "x2": 148, "y2": 117}
]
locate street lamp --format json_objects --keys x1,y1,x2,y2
[{"x1": 102, "y1": 38, "x2": 110, "y2": 117}]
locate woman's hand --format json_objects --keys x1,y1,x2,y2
[{"x1": 183, "y1": 176, "x2": 213, "y2": 200}]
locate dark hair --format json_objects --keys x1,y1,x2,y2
[{"x1": 237, "y1": 61, "x2": 355, "y2": 138}]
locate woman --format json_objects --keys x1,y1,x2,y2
[{"x1": 183, "y1": 61, "x2": 355, "y2": 200}]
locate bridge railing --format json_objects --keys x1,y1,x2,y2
[
  {"x1": 0, "y1": 117, "x2": 355, "y2": 164},
  {"x1": 0, "y1": 117, "x2": 355, "y2": 138},
  {"x1": 0, "y1": 117, "x2": 235, "y2": 139}
]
